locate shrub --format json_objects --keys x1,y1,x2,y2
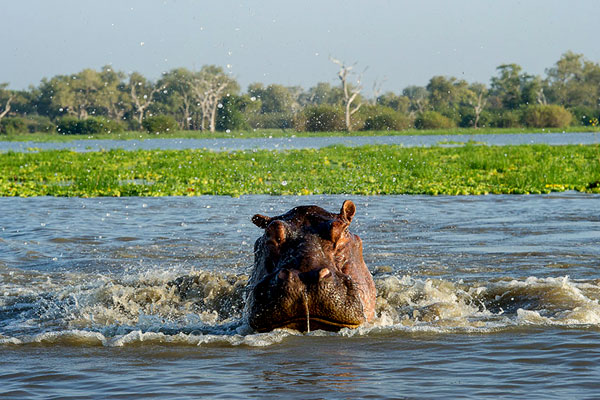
[
  {"x1": 217, "y1": 108, "x2": 248, "y2": 131},
  {"x1": 25, "y1": 115, "x2": 56, "y2": 133},
  {"x1": 298, "y1": 105, "x2": 346, "y2": 132},
  {"x1": 292, "y1": 112, "x2": 307, "y2": 131},
  {"x1": 216, "y1": 95, "x2": 251, "y2": 131},
  {"x1": 246, "y1": 112, "x2": 294, "y2": 130},
  {"x1": 0, "y1": 117, "x2": 27, "y2": 134},
  {"x1": 83, "y1": 117, "x2": 125, "y2": 134},
  {"x1": 142, "y1": 115, "x2": 178, "y2": 134},
  {"x1": 569, "y1": 106, "x2": 599, "y2": 126},
  {"x1": 56, "y1": 116, "x2": 81, "y2": 134},
  {"x1": 1, "y1": 115, "x2": 57, "y2": 134},
  {"x1": 436, "y1": 107, "x2": 462, "y2": 126},
  {"x1": 57, "y1": 116, "x2": 124, "y2": 135},
  {"x1": 362, "y1": 106, "x2": 412, "y2": 131},
  {"x1": 488, "y1": 110, "x2": 522, "y2": 128},
  {"x1": 414, "y1": 111, "x2": 456, "y2": 129},
  {"x1": 459, "y1": 110, "x2": 493, "y2": 128},
  {"x1": 521, "y1": 104, "x2": 573, "y2": 128}
]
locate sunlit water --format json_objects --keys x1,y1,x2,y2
[
  {"x1": 1, "y1": 194, "x2": 599, "y2": 398},
  {"x1": 1, "y1": 131, "x2": 599, "y2": 152}
]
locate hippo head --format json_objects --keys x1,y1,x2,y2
[{"x1": 245, "y1": 200, "x2": 376, "y2": 332}]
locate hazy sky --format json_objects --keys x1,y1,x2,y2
[{"x1": 3, "y1": 0, "x2": 599, "y2": 95}]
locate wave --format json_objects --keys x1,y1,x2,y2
[
  {"x1": 374, "y1": 275, "x2": 600, "y2": 331},
  {"x1": 2, "y1": 266, "x2": 600, "y2": 347}
]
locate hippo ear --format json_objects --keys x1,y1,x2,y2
[
  {"x1": 252, "y1": 214, "x2": 271, "y2": 229},
  {"x1": 340, "y1": 200, "x2": 356, "y2": 223}
]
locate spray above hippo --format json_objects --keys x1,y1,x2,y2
[{"x1": 245, "y1": 200, "x2": 376, "y2": 332}]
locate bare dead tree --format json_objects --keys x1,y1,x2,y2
[
  {"x1": 177, "y1": 89, "x2": 193, "y2": 130},
  {"x1": 536, "y1": 88, "x2": 548, "y2": 105},
  {"x1": 470, "y1": 92, "x2": 487, "y2": 128},
  {"x1": 415, "y1": 99, "x2": 426, "y2": 114},
  {"x1": 371, "y1": 77, "x2": 387, "y2": 105},
  {"x1": 467, "y1": 84, "x2": 488, "y2": 129},
  {"x1": 0, "y1": 94, "x2": 13, "y2": 122},
  {"x1": 331, "y1": 57, "x2": 363, "y2": 132},
  {"x1": 130, "y1": 80, "x2": 162, "y2": 129},
  {"x1": 208, "y1": 82, "x2": 228, "y2": 133},
  {"x1": 191, "y1": 75, "x2": 230, "y2": 133}
]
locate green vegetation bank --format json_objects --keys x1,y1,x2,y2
[{"x1": 2, "y1": 145, "x2": 598, "y2": 197}]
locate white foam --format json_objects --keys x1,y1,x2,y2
[
  {"x1": 105, "y1": 329, "x2": 294, "y2": 347},
  {"x1": 29, "y1": 330, "x2": 107, "y2": 346},
  {"x1": 0, "y1": 337, "x2": 22, "y2": 345},
  {"x1": 3, "y1": 268, "x2": 600, "y2": 348}
]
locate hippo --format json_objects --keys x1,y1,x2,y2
[{"x1": 245, "y1": 200, "x2": 376, "y2": 332}]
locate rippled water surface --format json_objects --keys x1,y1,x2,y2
[
  {"x1": 1, "y1": 194, "x2": 599, "y2": 398},
  {"x1": 1, "y1": 131, "x2": 599, "y2": 152}
]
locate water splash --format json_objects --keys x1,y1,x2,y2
[{"x1": 2, "y1": 266, "x2": 600, "y2": 347}]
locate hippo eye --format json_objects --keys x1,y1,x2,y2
[
  {"x1": 324, "y1": 219, "x2": 347, "y2": 244},
  {"x1": 266, "y1": 220, "x2": 287, "y2": 246}
]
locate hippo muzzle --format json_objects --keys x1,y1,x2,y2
[{"x1": 245, "y1": 200, "x2": 376, "y2": 332}]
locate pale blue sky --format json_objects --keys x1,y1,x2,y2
[{"x1": 3, "y1": 0, "x2": 599, "y2": 95}]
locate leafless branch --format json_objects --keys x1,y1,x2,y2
[
  {"x1": 0, "y1": 94, "x2": 13, "y2": 120},
  {"x1": 331, "y1": 57, "x2": 363, "y2": 132}
]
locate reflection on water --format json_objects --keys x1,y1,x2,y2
[
  {"x1": 1, "y1": 193, "x2": 600, "y2": 398},
  {"x1": 259, "y1": 347, "x2": 364, "y2": 396}
]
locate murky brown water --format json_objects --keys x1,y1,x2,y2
[{"x1": 1, "y1": 194, "x2": 599, "y2": 398}]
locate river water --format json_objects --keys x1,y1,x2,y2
[
  {"x1": 1, "y1": 131, "x2": 599, "y2": 152},
  {"x1": 1, "y1": 194, "x2": 599, "y2": 398}
]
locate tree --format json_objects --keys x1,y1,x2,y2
[
  {"x1": 43, "y1": 68, "x2": 110, "y2": 120},
  {"x1": 248, "y1": 83, "x2": 296, "y2": 114},
  {"x1": 46, "y1": 75, "x2": 78, "y2": 118},
  {"x1": 376, "y1": 92, "x2": 410, "y2": 114},
  {"x1": 128, "y1": 72, "x2": 162, "y2": 129},
  {"x1": 67, "y1": 69, "x2": 105, "y2": 119},
  {"x1": 216, "y1": 94, "x2": 258, "y2": 131},
  {"x1": 330, "y1": 57, "x2": 363, "y2": 132},
  {"x1": 490, "y1": 64, "x2": 525, "y2": 110},
  {"x1": 402, "y1": 86, "x2": 429, "y2": 115},
  {"x1": 0, "y1": 83, "x2": 14, "y2": 123},
  {"x1": 158, "y1": 68, "x2": 197, "y2": 129},
  {"x1": 298, "y1": 82, "x2": 344, "y2": 106},
  {"x1": 427, "y1": 76, "x2": 462, "y2": 110},
  {"x1": 545, "y1": 51, "x2": 600, "y2": 108},
  {"x1": 190, "y1": 65, "x2": 238, "y2": 132},
  {"x1": 97, "y1": 66, "x2": 129, "y2": 122},
  {"x1": 521, "y1": 75, "x2": 547, "y2": 106}
]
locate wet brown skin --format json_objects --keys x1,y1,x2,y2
[{"x1": 245, "y1": 200, "x2": 376, "y2": 332}]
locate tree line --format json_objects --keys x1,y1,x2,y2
[{"x1": 1, "y1": 51, "x2": 599, "y2": 135}]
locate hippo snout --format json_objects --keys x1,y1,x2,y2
[{"x1": 249, "y1": 266, "x2": 365, "y2": 332}]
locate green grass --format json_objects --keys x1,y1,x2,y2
[
  {"x1": 1, "y1": 126, "x2": 599, "y2": 142},
  {"x1": 1, "y1": 144, "x2": 598, "y2": 197}
]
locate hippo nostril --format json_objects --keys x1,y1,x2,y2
[
  {"x1": 277, "y1": 269, "x2": 289, "y2": 281},
  {"x1": 319, "y1": 268, "x2": 332, "y2": 280}
]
